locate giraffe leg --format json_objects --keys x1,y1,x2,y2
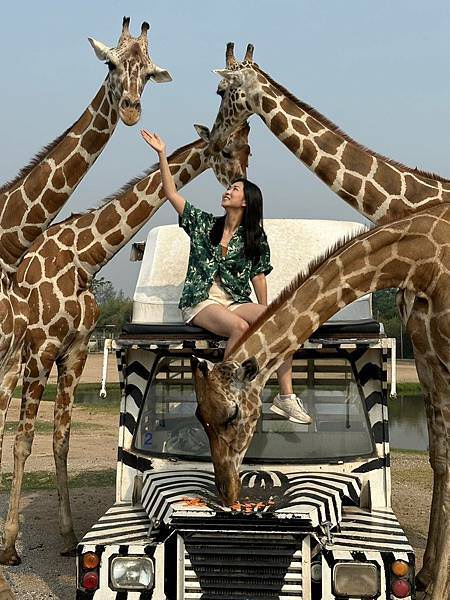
[
  {"x1": 0, "y1": 347, "x2": 53, "y2": 565},
  {"x1": 415, "y1": 396, "x2": 440, "y2": 588},
  {"x1": 402, "y1": 300, "x2": 441, "y2": 589},
  {"x1": 416, "y1": 434, "x2": 449, "y2": 600},
  {"x1": 412, "y1": 355, "x2": 450, "y2": 598},
  {"x1": 52, "y1": 343, "x2": 89, "y2": 555},
  {"x1": 0, "y1": 571, "x2": 14, "y2": 600},
  {"x1": 428, "y1": 461, "x2": 449, "y2": 600},
  {"x1": 0, "y1": 348, "x2": 23, "y2": 472}
]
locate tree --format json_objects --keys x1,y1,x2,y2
[
  {"x1": 91, "y1": 276, "x2": 118, "y2": 305},
  {"x1": 373, "y1": 288, "x2": 413, "y2": 358},
  {"x1": 91, "y1": 277, "x2": 133, "y2": 332},
  {"x1": 96, "y1": 297, "x2": 133, "y2": 329}
]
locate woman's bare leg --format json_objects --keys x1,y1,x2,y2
[{"x1": 191, "y1": 305, "x2": 249, "y2": 358}]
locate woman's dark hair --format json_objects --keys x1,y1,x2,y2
[{"x1": 210, "y1": 178, "x2": 266, "y2": 259}]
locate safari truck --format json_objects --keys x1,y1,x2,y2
[{"x1": 76, "y1": 219, "x2": 415, "y2": 599}]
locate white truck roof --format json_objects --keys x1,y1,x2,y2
[{"x1": 132, "y1": 219, "x2": 372, "y2": 324}]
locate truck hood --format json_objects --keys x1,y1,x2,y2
[{"x1": 141, "y1": 468, "x2": 361, "y2": 530}]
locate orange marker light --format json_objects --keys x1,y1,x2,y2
[
  {"x1": 82, "y1": 552, "x2": 100, "y2": 570},
  {"x1": 391, "y1": 560, "x2": 409, "y2": 577}
]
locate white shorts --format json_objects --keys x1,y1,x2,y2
[{"x1": 181, "y1": 279, "x2": 242, "y2": 324}]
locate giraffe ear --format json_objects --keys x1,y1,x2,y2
[
  {"x1": 238, "y1": 357, "x2": 259, "y2": 382},
  {"x1": 191, "y1": 356, "x2": 214, "y2": 377},
  {"x1": 88, "y1": 37, "x2": 114, "y2": 62},
  {"x1": 194, "y1": 124, "x2": 211, "y2": 143},
  {"x1": 213, "y1": 68, "x2": 239, "y2": 83},
  {"x1": 148, "y1": 64, "x2": 173, "y2": 83}
]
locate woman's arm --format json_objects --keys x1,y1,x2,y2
[
  {"x1": 251, "y1": 273, "x2": 268, "y2": 306},
  {"x1": 140, "y1": 130, "x2": 186, "y2": 215}
]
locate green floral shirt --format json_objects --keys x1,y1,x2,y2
[{"x1": 178, "y1": 201, "x2": 273, "y2": 310}]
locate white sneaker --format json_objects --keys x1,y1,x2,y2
[{"x1": 270, "y1": 394, "x2": 312, "y2": 424}]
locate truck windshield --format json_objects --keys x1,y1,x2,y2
[{"x1": 133, "y1": 353, "x2": 375, "y2": 462}]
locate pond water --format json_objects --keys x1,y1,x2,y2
[
  {"x1": 388, "y1": 394, "x2": 428, "y2": 451},
  {"x1": 75, "y1": 389, "x2": 428, "y2": 452}
]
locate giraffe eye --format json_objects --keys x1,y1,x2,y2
[
  {"x1": 222, "y1": 150, "x2": 232, "y2": 159},
  {"x1": 107, "y1": 61, "x2": 117, "y2": 71},
  {"x1": 223, "y1": 403, "x2": 239, "y2": 426}
]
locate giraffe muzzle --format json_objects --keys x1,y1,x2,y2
[{"x1": 119, "y1": 97, "x2": 142, "y2": 126}]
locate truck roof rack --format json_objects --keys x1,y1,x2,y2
[{"x1": 118, "y1": 318, "x2": 383, "y2": 348}]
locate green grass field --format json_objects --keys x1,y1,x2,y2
[
  {"x1": 4, "y1": 420, "x2": 103, "y2": 434},
  {"x1": 0, "y1": 468, "x2": 116, "y2": 492}
]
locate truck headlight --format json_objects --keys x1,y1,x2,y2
[
  {"x1": 333, "y1": 562, "x2": 379, "y2": 597},
  {"x1": 110, "y1": 556, "x2": 154, "y2": 590}
]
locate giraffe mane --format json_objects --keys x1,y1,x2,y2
[
  {"x1": 255, "y1": 66, "x2": 450, "y2": 185},
  {"x1": 96, "y1": 139, "x2": 205, "y2": 208},
  {"x1": 0, "y1": 125, "x2": 73, "y2": 194},
  {"x1": 228, "y1": 224, "x2": 369, "y2": 355}
]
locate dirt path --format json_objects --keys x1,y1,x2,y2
[{"x1": 2, "y1": 400, "x2": 117, "y2": 474}]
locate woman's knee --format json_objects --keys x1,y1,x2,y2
[{"x1": 232, "y1": 318, "x2": 249, "y2": 336}]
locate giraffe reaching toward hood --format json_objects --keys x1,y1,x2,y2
[{"x1": 193, "y1": 202, "x2": 450, "y2": 600}]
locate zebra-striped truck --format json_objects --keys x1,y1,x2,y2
[{"x1": 76, "y1": 221, "x2": 416, "y2": 599}]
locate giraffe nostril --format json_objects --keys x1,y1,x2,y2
[{"x1": 121, "y1": 98, "x2": 141, "y2": 112}]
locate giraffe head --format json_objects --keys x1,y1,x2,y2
[
  {"x1": 195, "y1": 121, "x2": 251, "y2": 186},
  {"x1": 89, "y1": 17, "x2": 172, "y2": 126},
  {"x1": 191, "y1": 355, "x2": 260, "y2": 505},
  {"x1": 205, "y1": 43, "x2": 261, "y2": 152}
]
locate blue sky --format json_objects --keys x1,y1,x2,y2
[{"x1": 2, "y1": 1, "x2": 449, "y2": 295}]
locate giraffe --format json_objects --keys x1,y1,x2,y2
[
  {"x1": 201, "y1": 42, "x2": 450, "y2": 593},
  {"x1": 0, "y1": 122, "x2": 250, "y2": 565},
  {"x1": 193, "y1": 202, "x2": 450, "y2": 600},
  {"x1": 0, "y1": 16, "x2": 172, "y2": 451},
  {"x1": 0, "y1": 576, "x2": 13, "y2": 600},
  {"x1": 0, "y1": 16, "x2": 172, "y2": 275}
]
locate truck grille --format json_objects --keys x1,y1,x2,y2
[{"x1": 183, "y1": 533, "x2": 302, "y2": 600}]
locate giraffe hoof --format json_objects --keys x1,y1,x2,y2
[
  {"x1": 0, "y1": 548, "x2": 21, "y2": 566},
  {"x1": 0, "y1": 586, "x2": 15, "y2": 600}
]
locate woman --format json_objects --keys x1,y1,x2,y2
[{"x1": 141, "y1": 129, "x2": 311, "y2": 425}]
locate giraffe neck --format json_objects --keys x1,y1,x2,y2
[
  {"x1": 231, "y1": 204, "x2": 446, "y2": 384},
  {"x1": 58, "y1": 139, "x2": 209, "y2": 275},
  {"x1": 253, "y1": 67, "x2": 450, "y2": 225},
  {"x1": 0, "y1": 77, "x2": 119, "y2": 273}
]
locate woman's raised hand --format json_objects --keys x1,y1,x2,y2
[{"x1": 140, "y1": 130, "x2": 166, "y2": 155}]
